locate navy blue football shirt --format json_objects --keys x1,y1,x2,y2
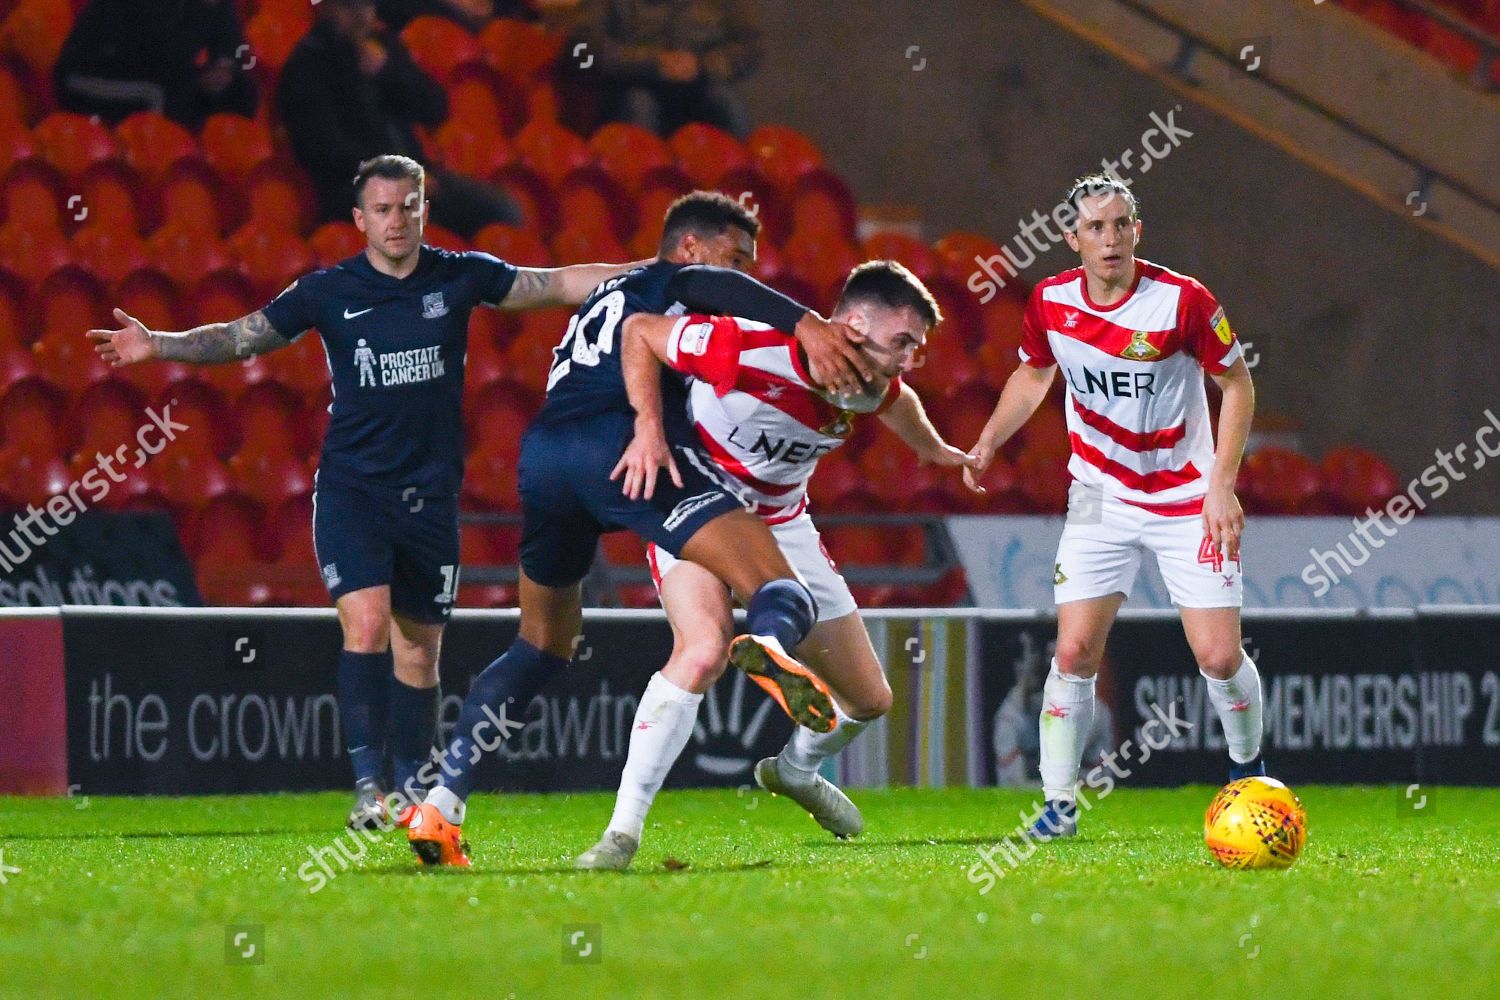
[
  {"x1": 261, "y1": 245, "x2": 517, "y2": 497},
  {"x1": 535, "y1": 260, "x2": 807, "y2": 434}
]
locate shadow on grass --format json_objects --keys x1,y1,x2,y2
[
  {"x1": 2, "y1": 828, "x2": 327, "y2": 842},
  {"x1": 347, "y1": 858, "x2": 778, "y2": 877}
]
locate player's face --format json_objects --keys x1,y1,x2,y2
[
  {"x1": 854, "y1": 305, "x2": 927, "y2": 378},
  {"x1": 1065, "y1": 193, "x2": 1141, "y2": 285},
  {"x1": 353, "y1": 177, "x2": 427, "y2": 263},
  {"x1": 682, "y1": 227, "x2": 756, "y2": 272}
]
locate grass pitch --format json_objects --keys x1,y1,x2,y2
[{"x1": 1, "y1": 785, "x2": 1496, "y2": 998}]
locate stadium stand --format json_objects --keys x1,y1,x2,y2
[{"x1": 0, "y1": 4, "x2": 1417, "y2": 609}]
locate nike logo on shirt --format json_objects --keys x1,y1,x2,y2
[{"x1": 343, "y1": 307, "x2": 374, "y2": 319}]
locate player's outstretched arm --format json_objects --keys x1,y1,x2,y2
[
  {"x1": 964, "y1": 363, "x2": 1056, "y2": 493},
  {"x1": 499, "y1": 260, "x2": 652, "y2": 311},
  {"x1": 609, "y1": 314, "x2": 683, "y2": 501},
  {"x1": 1204, "y1": 356, "x2": 1254, "y2": 561},
  {"x1": 87, "y1": 308, "x2": 289, "y2": 367},
  {"x1": 878, "y1": 383, "x2": 974, "y2": 469}
]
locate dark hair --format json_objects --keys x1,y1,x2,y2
[
  {"x1": 352, "y1": 155, "x2": 425, "y2": 208},
  {"x1": 658, "y1": 191, "x2": 761, "y2": 255},
  {"x1": 836, "y1": 259, "x2": 943, "y2": 328},
  {"x1": 1063, "y1": 173, "x2": 1139, "y2": 230}
]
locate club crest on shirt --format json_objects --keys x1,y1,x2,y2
[
  {"x1": 1121, "y1": 330, "x2": 1161, "y2": 361},
  {"x1": 819, "y1": 409, "x2": 855, "y2": 439},
  {"x1": 1210, "y1": 306, "x2": 1234, "y2": 345},
  {"x1": 422, "y1": 291, "x2": 448, "y2": 319}
]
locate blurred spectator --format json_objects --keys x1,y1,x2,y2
[
  {"x1": 375, "y1": 0, "x2": 533, "y2": 32},
  {"x1": 572, "y1": 0, "x2": 761, "y2": 138},
  {"x1": 278, "y1": 0, "x2": 522, "y2": 236},
  {"x1": 53, "y1": 0, "x2": 258, "y2": 127}
]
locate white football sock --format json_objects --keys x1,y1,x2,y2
[
  {"x1": 777, "y1": 700, "x2": 869, "y2": 782},
  {"x1": 1038, "y1": 659, "x2": 1096, "y2": 804},
  {"x1": 606, "y1": 672, "x2": 703, "y2": 841},
  {"x1": 426, "y1": 785, "x2": 465, "y2": 826},
  {"x1": 1202, "y1": 651, "x2": 1263, "y2": 764}
]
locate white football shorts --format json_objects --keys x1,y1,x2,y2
[
  {"x1": 1053, "y1": 482, "x2": 1242, "y2": 608},
  {"x1": 647, "y1": 509, "x2": 859, "y2": 623}
]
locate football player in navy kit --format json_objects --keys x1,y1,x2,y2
[
  {"x1": 398, "y1": 192, "x2": 880, "y2": 867},
  {"x1": 88, "y1": 154, "x2": 652, "y2": 829}
]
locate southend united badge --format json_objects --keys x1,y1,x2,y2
[{"x1": 1121, "y1": 330, "x2": 1160, "y2": 360}]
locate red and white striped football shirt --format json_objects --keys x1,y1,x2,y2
[
  {"x1": 665, "y1": 314, "x2": 900, "y2": 523},
  {"x1": 1018, "y1": 260, "x2": 1242, "y2": 511}
]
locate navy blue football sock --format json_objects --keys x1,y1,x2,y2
[
  {"x1": 337, "y1": 649, "x2": 390, "y2": 785},
  {"x1": 745, "y1": 578, "x2": 818, "y2": 652},
  {"x1": 436, "y1": 639, "x2": 568, "y2": 801},
  {"x1": 389, "y1": 678, "x2": 440, "y2": 800}
]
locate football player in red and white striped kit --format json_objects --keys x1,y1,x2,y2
[
  {"x1": 576, "y1": 261, "x2": 974, "y2": 869},
  {"x1": 964, "y1": 175, "x2": 1264, "y2": 840}
]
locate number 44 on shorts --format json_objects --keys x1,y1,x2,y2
[{"x1": 1196, "y1": 536, "x2": 1240, "y2": 576}]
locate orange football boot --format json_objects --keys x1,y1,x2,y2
[
  {"x1": 728, "y1": 634, "x2": 838, "y2": 733},
  {"x1": 405, "y1": 803, "x2": 471, "y2": 867}
]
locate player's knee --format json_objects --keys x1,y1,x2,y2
[
  {"x1": 341, "y1": 611, "x2": 391, "y2": 653},
  {"x1": 673, "y1": 638, "x2": 729, "y2": 689},
  {"x1": 1054, "y1": 637, "x2": 1101, "y2": 678},
  {"x1": 1196, "y1": 645, "x2": 1243, "y2": 681},
  {"x1": 847, "y1": 680, "x2": 892, "y2": 720}
]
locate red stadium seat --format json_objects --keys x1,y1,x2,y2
[
  {"x1": 308, "y1": 221, "x2": 366, "y2": 267},
  {"x1": 490, "y1": 162, "x2": 558, "y2": 235},
  {"x1": 780, "y1": 230, "x2": 861, "y2": 302},
  {"x1": 433, "y1": 118, "x2": 514, "y2": 180},
  {"x1": 151, "y1": 224, "x2": 238, "y2": 289},
  {"x1": 115, "y1": 267, "x2": 181, "y2": 333},
  {"x1": 0, "y1": 0, "x2": 72, "y2": 77},
  {"x1": 1242, "y1": 447, "x2": 1327, "y2": 514},
  {"x1": 73, "y1": 160, "x2": 146, "y2": 233},
  {"x1": 423, "y1": 222, "x2": 468, "y2": 252},
  {"x1": 819, "y1": 524, "x2": 890, "y2": 567},
  {"x1": 599, "y1": 531, "x2": 646, "y2": 568},
  {"x1": 934, "y1": 231, "x2": 1005, "y2": 285},
  {"x1": 550, "y1": 223, "x2": 627, "y2": 268},
  {"x1": 746, "y1": 125, "x2": 823, "y2": 191},
  {"x1": 401, "y1": 15, "x2": 483, "y2": 83},
  {"x1": 449, "y1": 62, "x2": 527, "y2": 134},
  {"x1": 0, "y1": 376, "x2": 66, "y2": 453},
  {"x1": 1320, "y1": 446, "x2": 1402, "y2": 515},
  {"x1": 804, "y1": 449, "x2": 862, "y2": 510},
  {"x1": 200, "y1": 114, "x2": 275, "y2": 183},
  {"x1": 114, "y1": 112, "x2": 201, "y2": 181},
  {"x1": 860, "y1": 232, "x2": 939, "y2": 280},
  {"x1": 0, "y1": 223, "x2": 67, "y2": 284},
  {"x1": 788, "y1": 169, "x2": 856, "y2": 242},
  {"x1": 66, "y1": 378, "x2": 146, "y2": 461},
  {"x1": 67, "y1": 444, "x2": 162, "y2": 511},
  {"x1": 229, "y1": 222, "x2": 315, "y2": 299},
  {"x1": 669, "y1": 123, "x2": 749, "y2": 189},
  {"x1": 243, "y1": 162, "x2": 314, "y2": 234},
  {"x1": 158, "y1": 379, "x2": 238, "y2": 459},
  {"x1": 556, "y1": 166, "x2": 633, "y2": 243},
  {"x1": 463, "y1": 443, "x2": 521, "y2": 511},
  {"x1": 261, "y1": 331, "x2": 330, "y2": 398},
  {"x1": 460, "y1": 521, "x2": 520, "y2": 565},
  {"x1": 0, "y1": 442, "x2": 70, "y2": 506},
  {"x1": 243, "y1": 10, "x2": 308, "y2": 77},
  {"x1": 152, "y1": 448, "x2": 235, "y2": 513},
  {"x1": 31, "y1": 112, "x2": 118, "y2": 180},
  {"x1": 513, "y1": 119, "x2": 591, "y2": 188},
  {"x1": 857, "y1": 439, "x2": 936, "y2": 508},
  {"x1": 466, "y1": 380, "x2": 532, "y2": 455},
  {"x1": 627, "y1": 172, "x2": 693, "y2": 257},
  {"x1": 230, "y1": 444, "x2": 313, "y2": 508},
  {"x1": 479, "y1": 18, "x2": 563, "y2": 83},
  {"x1": 236, "y1": 380, "x2": 309, "y2": 457},
  {"x1": 1, "y1": 158, "x2": 63, "y2": 229},
  {"x1": 472, "y1": 223, "x2": 551, "y2": 266},
  {"x1": 267, "y1": 490, "x2": 315, "y2": 563},
  {"x1": 154, "y1": 160, "x2": 227, "y2": 236},
  {"x1": 69, "y1": 219, "x2": 151, "y2": 286},
  {"x1": 1013, "y1": 443, "x2": 1070, "y2": 512},
  {"x1": 590, "y1": 123, "x2": 674, "y2": 192},
  {"x1": 0, "y1": 116, "x2": 36, "y2": 174}
]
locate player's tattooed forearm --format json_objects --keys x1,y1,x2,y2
[
  {"x1": 154, "y1": 311, "x2": 288, "y2": 364},
  {"x1": 506, "y1": 268, "x2": 555, "y2": 307}
]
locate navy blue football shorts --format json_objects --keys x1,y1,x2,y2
[
  {"x1": 311, "y1": 480, "x2": 461, "y2": 623},
  {"x1": 517, "y1": 413, "x2": 743, "y2": 588}
]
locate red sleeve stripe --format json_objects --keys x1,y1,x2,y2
[
  {"x1": 1070, "y1": 396, "x2": 1186, "y2": 451},
  {"x1": 694, "y1": 422, "x2": 803, "y2": 496},
  {"x1": 1069, "y1": 432, "x2": 1200, "y2": 493}
]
